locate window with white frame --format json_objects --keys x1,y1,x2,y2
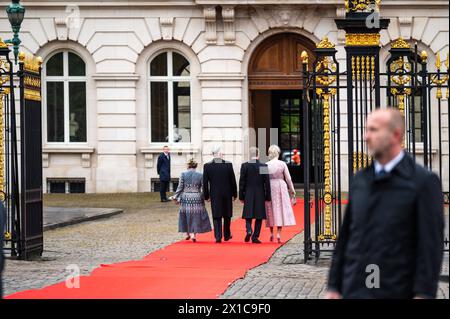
[
  {"x1": 149, "y1": 51, "x2": 191, "y2": 143},
  {"x1": 45, "y1": 51, "x2": 87, "y2": 143}
]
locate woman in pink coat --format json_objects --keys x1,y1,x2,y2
[{"x1": 265, "y1": 145, "x2": 297, "y2": 243}]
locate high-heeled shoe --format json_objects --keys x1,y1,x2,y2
[
  {"x1": 185, "y1": 235, "x2": 191, "y2": 240},
  {"x1": 277, "y1": 235, "x2": 281, "y2": 244},
  {"x1": 269, "y1": 235, "x2": 274, "y2": 242},
  {"x1": 191, "y1": 237, "x2": 197, "y2": 243}
]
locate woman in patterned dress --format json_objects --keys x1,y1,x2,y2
[
  {"x1": 265, "y1": 145, "x2": 297, "y2": 243},
  {"x1": 173, "y1": 158, "x2": 212, "y2": 242}
]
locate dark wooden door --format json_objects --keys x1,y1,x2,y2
[
  {"x1": 248, "y1": 33, "x2": 316, "y2": 90},
  {"x1": 272, "y1": 90, "x2": 314, "y2": 185},
  {"x1": 248, "y1": 33, "x2": 318, "y2": 185}
]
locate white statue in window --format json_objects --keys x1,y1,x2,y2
[
  {"x1": 173, "y1": 125, "x2": 182, "y2": 142},
  {"x1": 69, "y1": 112, "x2": 79, "y2": 138}
]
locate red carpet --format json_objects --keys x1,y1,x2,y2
[{"x1": 7, "y1": 199, "x2": 312, "y2": 299}]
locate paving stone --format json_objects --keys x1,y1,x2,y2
[
  {"x1": 220, "y1": 228, "x2": 449, "y2": 300},
  {"x1": 4, "y1": 200, "x2": 448, "y2": 300}
]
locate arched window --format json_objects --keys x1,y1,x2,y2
[
  {"x1": 45, "y1": 51, "x2": 87, "y2": 143},
  {"x1": 149, "y1": 51, "x2": 191, "y2": 143}
]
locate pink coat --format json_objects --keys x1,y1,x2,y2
[{"x1": 265, "y1": 159, "x2": 297, "y2": 227}]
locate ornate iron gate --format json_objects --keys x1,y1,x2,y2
[
  {"x1": 1, "y1": 39, "x2": 43, "y2": 260},
  {"x1": 302, "y1": 0, "x2": 449, "y2": 262}
]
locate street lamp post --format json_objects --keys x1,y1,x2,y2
[{"x1": 5, "y1": 0, "x2": 25, "y2": 64}]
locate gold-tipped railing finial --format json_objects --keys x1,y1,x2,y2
[
  {"x1": 420, "y1": 50, "x2": 428, "y2": 63},
  {"x1": 300, "y1": 50, "x2": 309, "y2": 64},
  {"x1": 436, "y1": 52, "x2": 441, "y2": 70}
]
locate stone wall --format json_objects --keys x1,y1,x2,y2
[{"x1": 0, "y1": 0, "x2": 447, "y2": 192}]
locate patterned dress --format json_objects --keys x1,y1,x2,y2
[
  {"x1": 174, "y1": 169, "x2": 212, "y2": 234},
  {"x1": 265, "y1": 159, "x2": 297, "y2": 227}
]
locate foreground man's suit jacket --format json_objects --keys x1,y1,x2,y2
[{"x1": 328, "y1": 154, "x2": 444, "y2": 299}]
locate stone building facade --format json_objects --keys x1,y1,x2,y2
[{"x1": 0, "y1": 0, "x2": 448, "y2": 193}]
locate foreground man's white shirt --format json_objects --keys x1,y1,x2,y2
[{"x1": 373, "y1": 150, "x2": 405, "y2": 174}]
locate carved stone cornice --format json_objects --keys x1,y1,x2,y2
[
  {"x1": 222, "y1": 6, "x2": 236, "y2": 45},
  {"x1": 203, "y1": 6, "x2": 217, "y2": 44},
  {"x1": 160, "y1": 17, "x2": 174, "y2": 40}
]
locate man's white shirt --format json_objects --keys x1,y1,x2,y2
[{"x1": 374, "y1": 150, "x2": 405, "y2": 174}]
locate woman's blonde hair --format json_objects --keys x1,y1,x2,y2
[{"x1": 268, "y1": 145, "x2": 281, "y2": 160}]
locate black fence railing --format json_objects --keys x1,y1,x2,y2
[
  {"x1": 1, "y1": 42, "x2": 43, "y2": 260},
  {"x1": 302, "y1": 9, "x2": 449, "y2": 262}
]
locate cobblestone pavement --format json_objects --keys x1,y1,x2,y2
[
  {"x1": 221, "y1": 230, "x2": 449, "y2": 299},
  {"x1": 4, "y1": 203, "x2": 182, "y2": 296},
  {"x1": 4, "y1": 194, "x2": 449, "y2": 299},
  {"x1": 4, "y1": 196, "x2": 244, "y2": 297}
]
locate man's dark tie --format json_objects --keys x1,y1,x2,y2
[{"x1": 376, "y1": 169, "x2": 388, "y2": 180}]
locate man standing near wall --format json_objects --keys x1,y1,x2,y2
[
  {"x1": 157, "y1": 146, "x2": 171, "y2": 202},
  {"x1": 326, "y1": 108, "x2": 444, "y2": 299}
]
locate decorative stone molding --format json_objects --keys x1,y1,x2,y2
[
  {"x1": 197, "y1": 73, "x2": 245, "y2": 81},
  {"x1": 336, "y1": 6, "x2": 346, "y2": 18},
  {"x1": 222, "y1": 6, "x2": 236, "y2": 44},
  {"x1": 55, "y1": 17, "x2": 67, "y2": 27},
  {"x1": 43, "y1": 146, "x2": 95, "y2": 169},
  {"x1": 399, "y1": 16, "x2": 413, "y2": 25},
  {"x1": 276, "y1": 8, "x2": 292, "y2": 26},
  {"x1": 248, "y1": 5, "x2": 309, "y2": 30},
  {"x1": 43, "y1": 153, "x2": 49, "y2": 168},
  {"x1": 43, "y1": 146, "x2": 95, "y2": 154},
  {"x1": 185, "y1": 153, "x2": 197, "y2": 162},
  {"x1": 81, "y1": 153, "x2": 91, "y2": 168},
  {"x1": 92, "y1": 74, "x2": 140, "y2": 81},
  {"x1": 144, "y1": 154, "x2": 154, "y2": 168},
  {"x1": 55, "y1": 17, "x2": 68, "y2": 40},
  {"x1": 204, "y1": 6, "x2": 217, "y2": 44},
  {"x1": 336, "y1": 6, "x2": 347, "y2": 45},
  {"x1": 399, "y1": 16, "x2": 413, "y2": 39},
  {"x1": 337, "y1": 30, "x2": 346, "y2": 45},
  {"x1": 160, "y1": 17, "x2": 175, "y2": 40}
]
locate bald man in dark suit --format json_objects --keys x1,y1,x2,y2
[{"x1": 326, "y1": 108, "x2": 444, "y2": 299}]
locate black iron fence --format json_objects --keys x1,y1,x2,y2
[
  {"x1": 302, "y1": 4, "x2": 449, "y2": 262},
  {"x1": 1, "y1": 41, "x2": 43, "y2": 260}
]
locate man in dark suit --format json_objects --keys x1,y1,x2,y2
[
  {"x1": 326, "y1": 108, "x2": 444, "y2": 299},
  {"x1": 203, "y1": 146, "x2": 237, "y2": 243},
  {"x1": 239, "y1": 147, "x2": 271, "y2": 244},
  {"x1": 157, "y1": 145, "x2": 171, "y2": 202},
  {"x1": 0, "y1": 201, "x2": 5, "y2": 299}
]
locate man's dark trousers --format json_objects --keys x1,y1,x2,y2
[
  {"x1": 246, "y1": 219, "x2": 262, "y2": 241},
  {"x1": 160, "y1": 181, "x2": 169, "y2": 201},
  {"x1": 213, "y1": 217, "x2": 231, "y2": 241}
]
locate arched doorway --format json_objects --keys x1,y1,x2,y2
[{"x1": 248, "y1": 33, "x2": 316, "y2": 185}]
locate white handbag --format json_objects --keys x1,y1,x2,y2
[{"x1": 291, "y1": 194, "x2": 297, "y2": 206}]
